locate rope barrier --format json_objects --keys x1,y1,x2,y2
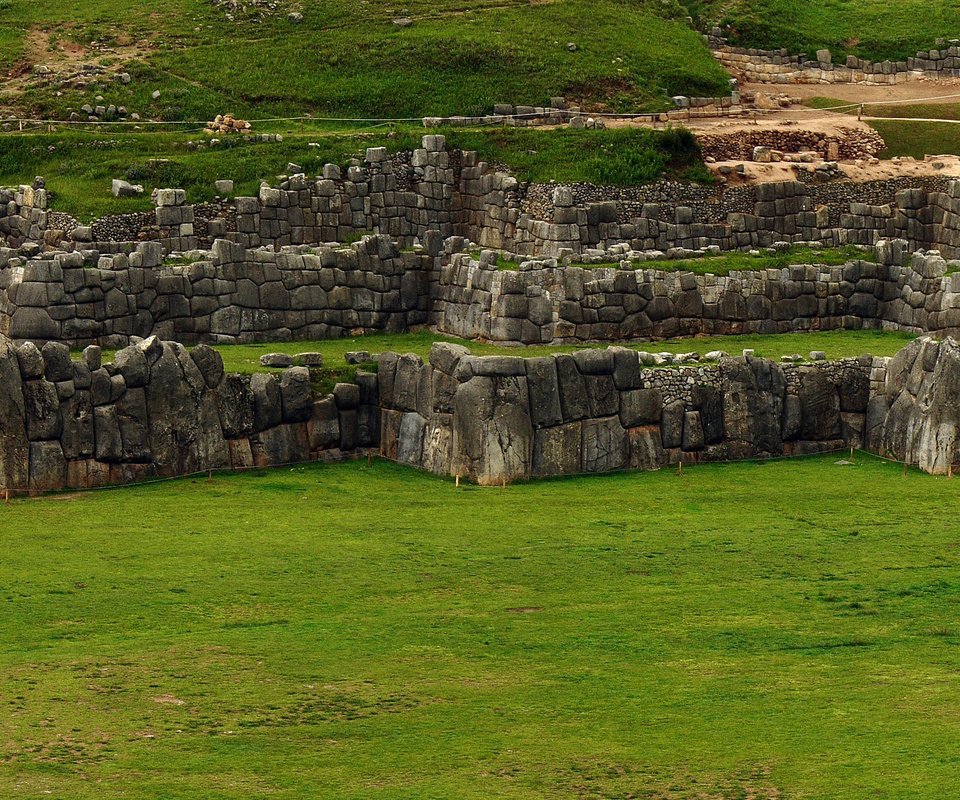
[{"x1": 0, "y1": 105, "x2": 763, "y2": 133}]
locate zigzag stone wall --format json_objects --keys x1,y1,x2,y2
[
  {"x1": 0, "y1": 334, "x2": 378, "y2": 492},
  {"x1": 377, "y1": 342, "x2": 879, "y2": 485},
  {"x1": 8, "y1": 138, "x2": 960, "y2": 263},
  {"x1": 0, "y1": 235, "x2": 437, "y2": 347},
  {"x1": 5, "y1": 234, "x2": 960, "y2": 349},
  {"x1": 2, "y1": 329, "x2": 959, "y2": 491}
]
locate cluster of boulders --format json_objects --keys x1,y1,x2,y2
[
  {"x1": 209, "y1": 0, "x2": 286, "y2": 21},
  {"x1": 205, "y1": 114, "x2": 251, "y2": 135}
]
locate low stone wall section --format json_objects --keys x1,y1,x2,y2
[
  {"x1": 6, "y1": 139, "x2": 960, "y2": 264},
  {"x1": 710, "y1": 34, "x2": 960, "y2": 85}
]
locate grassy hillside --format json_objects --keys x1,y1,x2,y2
[
  {"x1": 2, "y1": 454, "x2": 960, "y2": 798},
  {"x1": 0, "y1": 0, "x2": 730, "y2": 121},
  {"x1": 692, "y1": 0, "x2": 960, "y2": 61}
]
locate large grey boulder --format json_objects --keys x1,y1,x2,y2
[
  {"x1": 146, "y1": 343, "x2": 228, "y2": 475},
  {"x1": 280, "y1": 367, "x2": 313, "y2": 422},
  {"x1": 878, "y1": 336, "x2": 960, "y2": 473},
  {"x1": 0, "y1": 336, "x2": 29, "y2": 490},
  {"x1": 191, "y1": 344, "x2": 224, "y2": 389},
  {"x1": 452, "y1": 375, "x2": 532, "y2": 485},
  {"x1": 720, "y1": 355, "x2": 786, "y2": 456},
  {"x1": 41, "y1": 342, "x2": 73, "y2": 383},
  {"x1": 250, "y1": 372, "x2": 282, "y2": 432},
  {"x1": 798, "y1": 368, "x2": 841, "y2": 441}
]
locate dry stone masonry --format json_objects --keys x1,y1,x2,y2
[
  {"x1": 4, "y1": 138, "x2": 960, "y2": 488},
  {"x1": 0, "y1": 333, "x2": 378, "y2": 493},
  {"x1": 2, "y1": 330, "x2": 960, "y2": 491},
  {"x1": 710, "y1": 32, "x2": 960, "y2": 85},
  {"x1": 376, "y1": 342, "x2": 875, "y2": 485}
]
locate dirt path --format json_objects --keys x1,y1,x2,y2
[{"x1": 744, "y1": 80, "x2": 960, "y2": 104}]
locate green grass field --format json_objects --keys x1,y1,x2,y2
[
  {"x1": 0, "y1": 126, "x2": 707, "y2": 220},
  {"x1": 2, "y1": 454, "x2": 959, "y2": 798},
  {"x1": 0, "y1": 0, "x2": 730, "y2": 122},
  {"x1": 695, "y1": 0, "x2": 960, "y2": 61}
]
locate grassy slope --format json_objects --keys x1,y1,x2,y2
[
  {"x1": 2, "y1": 455, "x2": 959, "y2": 798},
  {"x1": 0, "y1": 0, "x2": 730, "y2": 121},
  {"x1": 692, "y1": 0, "x2": 960, "y2": 61},
  {"x1": 0, "y1": 127, "x2": 708, "y2": 220}
]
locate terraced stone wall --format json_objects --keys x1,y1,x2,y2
[
  {"x1": 710, "y1": 34, "x2": 960, "y2": 84},
  {"x1": 433, "y1": 243, "x2": 960, "y2": 345},
  {"x1": 0, "y1": 236, "x2": 437, "y2": 348}
]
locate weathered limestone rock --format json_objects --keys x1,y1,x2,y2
[
  {"x1": 0, "y1": 337, "x2": 28, "y2": 490},
  {"x1": 878, "y1": 336, "x2": 960, "y2": 473},
  {"x1": 452, "y1": 375, "x2": 532, "y2": 484},
  {"x1": 146, "y1": 343, "x2": 229, "y2": 475},
  {"x1": 721, "y1": 356, "x2": 786, "y2": 456}
]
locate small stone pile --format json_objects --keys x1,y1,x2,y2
[
  {"x1": 699, "y1": 126, "x2": 885, "y2": 162},
  {"x1": 205, "y1": 114, "x2": 251, "y2": 135}
]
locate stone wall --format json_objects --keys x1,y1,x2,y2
[
  {"x1": 432, "y1": 242, "x2": 960, "y2": 345},
  {"x1": 3, "y1": 328, "x2": 960, "y2": 491},
  {"x1": 0, "y1": 333, "x2": 379, "y2": 493},
  {"x1": 0, "y1": 235, "x2": 437, "y2": 347},
  {"x1": 710, "y1": 34, "x2": 960, "y2": 85},
  {"x1": 8, "y1": 139, "x2": 960, "y2": 264},
  {"x1": 377, "y1": 342, "x2": 876, "y2": 485},
  {"x1": 6, "y1": 231, "x2": 960, "y2": 350},
  {"x1": 0, "y1": 183, "x2": 49, "y2": 250},
  {"x1": 509, "y1": 179, "x2": 960, "y2": 258}
]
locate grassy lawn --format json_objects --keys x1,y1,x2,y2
[
  {"x1": 2, "y1": 454, "x2": 959, "y2": 797},
  {"x1": 694, "y1": 0, "x2": 960, "y2": 61},
  {"x1": 182, "y1": 329, "x2": 915, "y2": 377},
  {"x1": 1, "y1": 0, "x2": 729, "y2": 121},
  {"x1": 870, "y1": 120, "x2": 960, "y2": 160},
  {"x1": 0, "y1": 127, "x2": 708, "y2": 220}
]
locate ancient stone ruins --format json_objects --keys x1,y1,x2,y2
[{"x1": 3, "y1": 136, "x2": 960, "y2": 492}]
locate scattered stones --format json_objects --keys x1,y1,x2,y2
[
  {"x1": 259, "y1": 353, "x2": 294, "y2": 368},
  {"x1": 112, "y1": 179, "x2": 143, "y2": 198}
]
